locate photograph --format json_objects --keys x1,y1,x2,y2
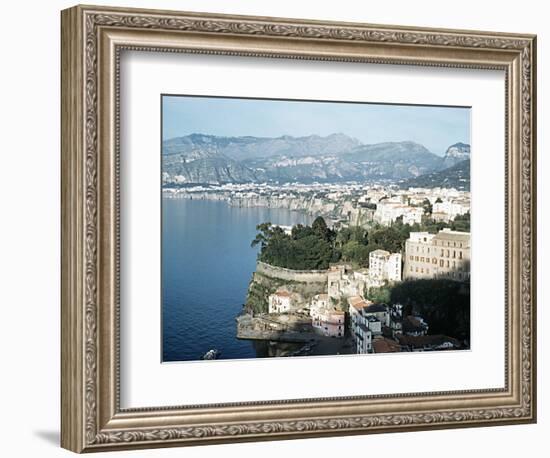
[{"x1": 161, "y1": 95, "x2": 472, "y2": 362}]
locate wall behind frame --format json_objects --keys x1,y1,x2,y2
[{"x1": 0, "y1": 0, "x2": 545, "y2": 457}]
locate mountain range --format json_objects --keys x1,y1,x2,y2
[
  {"x1": 399, "y1": 159, "x2": 470, "y2": 191},
  {"x1": 162, "y1": 133, "x2": 470, "y2": 187}
]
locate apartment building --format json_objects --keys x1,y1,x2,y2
[{"x1": 404, "y1": 229, "x2": 470, "y2": 281}]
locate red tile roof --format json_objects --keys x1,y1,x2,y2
[{"x1": 373, "y1": 338, "x2": 401, "y2": 353}]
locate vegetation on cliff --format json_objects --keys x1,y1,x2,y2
[
  {"x1": 245, "y1": 275, "x2": 275, "y2": 315},
  {"x1": 251, "y1": 214, "x2": 470, "y2": 271},
  {"x1": 251, "y1": 217, "x2": 337, "y2": 270}
]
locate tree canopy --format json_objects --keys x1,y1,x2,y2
[
  {"x1": 252, "y1": 220, "x2": 334, "y2": 270},
  {"x1": 252, "y1": 213, "x2": 470, "y2": 271}
]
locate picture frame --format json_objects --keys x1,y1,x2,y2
[{"x1": 61, "y1": 4, "x2": 537, "y2": 453}]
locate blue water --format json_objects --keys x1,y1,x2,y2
[{"x1": 162, "y1": 198, "x2": 312, "y2": 362}]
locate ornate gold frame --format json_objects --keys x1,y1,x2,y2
[{"x1": 61, "y1": 4, "x2": 537, "y2": 453}]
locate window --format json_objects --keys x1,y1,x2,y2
[
  {"x1": 459, "y1": 251, "x2": 463, "y2": 259},
  {"x1": 453, "y1": 250, "x2": 456, "y2": 258}
]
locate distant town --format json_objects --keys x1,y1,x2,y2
[
  {"x1": 164, "y1": 182, "x2": 471, "y2": 357},
  {"x1": 163, "y1": 182, "x2": 470, "y2": 228}
]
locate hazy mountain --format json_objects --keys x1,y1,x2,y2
[
  {"x1": 163, "y1": 133, "x2": 360, "y2": 161},
  {"x1": 162, "y1": 148, "x2": 262, "y2": 185},
  {"x1": 399, "y1": 159, "x2": 471, "y2": 191},
  {"x1": 341, "y1": 141, "x2": 444, "y2": 179},
  {"x1": 162, "y1": 134, "x2": 469, "y2": 185},
  {"x1": 442, "y1": 142, "x2": 471, "y2": 168}
]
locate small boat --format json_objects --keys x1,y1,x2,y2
[{"x1": 201, "y1": 349, "x2": 221, "y2": 360}]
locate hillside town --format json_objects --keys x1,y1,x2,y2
[
  {"x1": 163, "y1": 182, "x2": 470, "y2": 230},
  {"x1": 165, "y1": 181, "x2": 470, "y2": 356},
  {"x1": 236, "y1": 223, "x2": 470, "y2": 356},
  {"x1": 160, "y1": 116, "x2": 472, "y2": 363}
]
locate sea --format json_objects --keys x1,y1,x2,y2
[{"x1": 162, "y1": 197, "x2": 313, "y2": 362}]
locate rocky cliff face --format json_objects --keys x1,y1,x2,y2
[
  {"x1": 162, "y1": 134, "x2": 466, "y2": 185},
  {"x1": 442, "y1": 142, "x2": 471, "y2": 168},
  {"x1": 162, "y1": 149, "x2": 261, "y2": 185},
  {"x1": 245, "y1": 262, "x2": 327, "y2": 314},
  {"x1": 228, "y1": 195, "x2": 371, "y2": 225}
]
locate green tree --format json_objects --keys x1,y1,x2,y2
[
  {"x1": 341, "y1": 240, "x2": 370, "y2": 266},
  {"x1": 367, "y1": 222, "x2": 410, "y2": 254},
  {"x1": 252, "y1": 219, "x2": 333, "y2": 270},
  {"x1": 335, "y1": 227, "x2": 352, "y2": 247},
  {"x1": 365, "y1": 286, "x2": 391, "y2": 304},
  {"x1": 291, "y1": 235, "x2": 333, "y2": 270},
  {"x1": 451, "y1": 212, "x2": 470, "y2": 232},
  {"x1": 312, "y1": 216, "x2": 335, "y2": 242},
  {"x1": 422, "y1": 198, "x2": 433, "y2": 215},
  {"x1": 291, "y1": 224, "x2": 314, "y2": 240},
  {"x1": 251, "y1": 222, "x2": 275, "y2": 249}
]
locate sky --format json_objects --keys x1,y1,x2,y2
[{"x1": 162, "y1": 95, "x2": 470, "y2": 156}]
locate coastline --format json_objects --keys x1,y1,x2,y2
[{"x1": 162, "y1": 187, "x2": 373, "y2": 227}]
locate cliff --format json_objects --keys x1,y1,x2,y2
[{"x1": 245, "y1": 261, "x2": 328, "y2": 314}]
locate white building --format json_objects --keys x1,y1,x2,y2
[
  {"x1": 360, "y1": 303, "x2": 390, "y2": 330},
  {"x1": 268, "y1": 289, "x2": 293, "y2": 314},
  {"x1": 432, "y1": 199, "x2": 470, "y2": 221},
  {"x1": 365, "y1": 188, "x2": 389, "y2": 204},
  {"x1": 365, "y1": 316, "x2": 382, "y2": 335},
  {"x1": 402, "y1": 207, "x2": 423, "y2": 225},
  {"x1": 310, "y1": 294, "x2": 329, "y2": 316},
  {"x1": 355, "y1": 322, "x2": 372, "y2": 353},
  {"x1": 369, "y1": 249, "x2": 402, "y2": 283},
  {"x1": 374, "y1": 201, "x2": 423, "y2": 226},
  {"x1": 404, "y1": 229, "x2": 471, "y2": 281},
  {"x1": 348, "y1": 296, "x2": 389, "y2": 353},
  {"x1": 327, "y1": 265, "x2": 365, "y2": 301},
  {"x1": 388, "y1": 303, "x2": 404, "y2": 338},
  {"x1": 348, "y1": 296, "x2": 373, "y2": 353}
]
